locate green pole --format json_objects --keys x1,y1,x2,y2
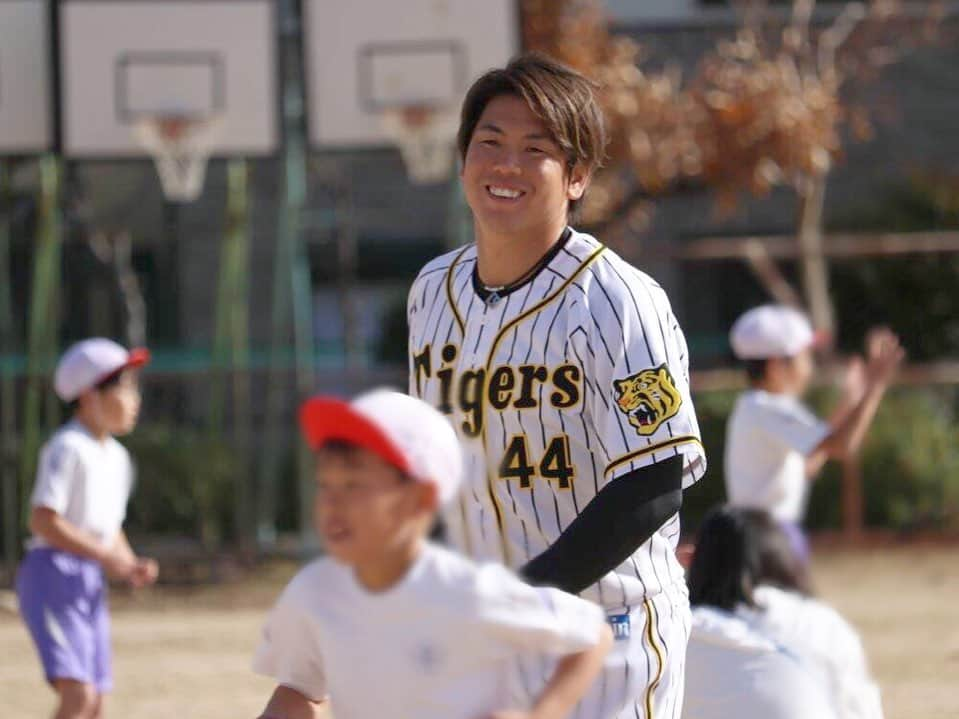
[
  {"x1": 19, "y1": 155, "x2": 63, "y2": 528},
  {"x1": 0, "y1": 162, "x2": 18, "y2": 574},
  {"x1": 207, "y1": 159, "x2": 253, "y2": 548},
  {"x1": 209, "y1": 161, "x2": 251, "y2": 436},
  {"x1": 229, "y1": 159, "x2": 252, "y2": 545},
  {"x1": 258, "y1": 0, "x2": 315, "y2": 549}
]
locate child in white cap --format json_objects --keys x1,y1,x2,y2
[
  {"x1": 724, "y1": 305, "x2": 904, "y2": 559},
  {"x1": 15, "y1": 338, "x2": 159, "y2": 719},
  {"x1": 252, "y1": 389, "x2": 613, "y2": 719}
]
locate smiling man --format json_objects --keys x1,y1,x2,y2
[{"x1": 407, "y1": 54, "x2": 707, "y2": 719}]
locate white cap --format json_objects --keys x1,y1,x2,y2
[
  {"x1": 299, "y1": 388, "x2": 463, "y2": 505},
  {"x1": 54, "y1": 338, "x2": 151, "y2": 402},
  {"x1": 729, "y1": 305, "x2": 826, "y2": 360}
]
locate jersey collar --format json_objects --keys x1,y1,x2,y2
[{"x1": 471, "y1": 227, "x2": 573, "y2": 306}]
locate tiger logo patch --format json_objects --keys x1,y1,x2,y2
[{"x1": 613, "y1": 364, "x2": 683, "y2": 436}]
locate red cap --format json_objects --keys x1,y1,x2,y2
[
  {"x1": 298, "y1": 389, "x2": 464, "y2": 504},
  {"x1": 299, "y1": 397, "x2": 412, "y2": 475}
]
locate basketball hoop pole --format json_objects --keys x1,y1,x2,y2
[{"x1": 158, "y1": 199, "x2": 182, "y2": 343}]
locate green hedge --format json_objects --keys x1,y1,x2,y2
[{"x1": 122, "y1": 426, "x2": 239, "y2": 547}]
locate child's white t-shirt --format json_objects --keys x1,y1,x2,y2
[
  {"x1": 27, "y1": 419, "x2": 134, "y2": 549},
  {"x1": 742, "y1": 586, "x2": 884, "y2": 719},
  {"x1": 685, "y1": 605, "x2": 838, "y2": 719},
  {"x1": 252, "y1": 542, "x2": 606, "y2": 719},
  {"x1": 724, "y1": 390, "x2": 830, "y2": 522}
]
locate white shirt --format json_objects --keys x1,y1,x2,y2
[
  {"x1": 252, "y1": 542, "x2": 606, "y2": 719},
  {"x1": 724, "y1": 390, "x2": 830, "y2": 522},
  {"x1": 27, "y1": 419, "x2": 134, "y2": 549},
  {"x1": 684, "y1": 605, "x2": 837, "y2": 719},
  {"x1": 408, "y1": 230, "x2": 705, "y2": 609},
  {"x1": 741, "y1": 586, "x2": 883, "y2": 719}
]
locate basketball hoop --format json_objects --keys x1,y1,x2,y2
[
  {"x1": 380, "y1": 105, "x2": 458, "y2": 185},
  {"x1": 132, "y1": 114, "x2": 222, "y2": 202}
]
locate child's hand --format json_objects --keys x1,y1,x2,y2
[
  {"x1": 484, "y1": 712, "x2": 534, "y2": 719},
  {"x1": 864, "y1": 327, "x2": 905, "y2": 387},
  {"x1": 100, "y1": 549, "x2": 138, "y2": 582},
  {"x1": 841, "y1": 356, "x2": 866, "y2": 404},
  {"x1": 129, "y1": 557, "x2": 159, "y2": 588}
]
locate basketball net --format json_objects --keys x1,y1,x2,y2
[
  {"x1": 380, "y1": 105, "x2": 458, "y2": 185},
  {"x1": 132, "y1": 115, "x2": 222, "y2": 202}
]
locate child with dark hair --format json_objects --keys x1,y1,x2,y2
[
  {"x1": 252, "y1": 389, "x2": 613, "y2": 719},
  {"x1": 684, "y1": 507, "x2": 883, "y2": 719},
  {"x1": 16, "y1": 338, "x2": 158, "y2": 719}
]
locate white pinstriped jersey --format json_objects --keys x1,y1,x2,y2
[{"x1": 408, "y1": 229, "x2": 706, "y2": 611}]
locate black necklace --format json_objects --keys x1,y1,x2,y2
[{"x1": 474, "y1": 227, "x2": 573, "y2": 306}]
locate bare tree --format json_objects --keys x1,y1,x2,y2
[{"x1": 523, "y1": 0, "x2": 942, "y2": 229}]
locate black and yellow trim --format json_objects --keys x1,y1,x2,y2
[
  {"x1": 484, "y1": 245, "x2": 606, "y2": 363},
  {"x1": 442, "y1": 244, "x2": 506, "y2": 562},
  {"x1": 643, "y1": 597, "x2": 666, "y2": 718},
  {"x1": 480, "y1": 243, "x2": 607, "y2": 566},
  {"x1": 444, "y1": 246, "x2": 472, "y2": 335},
  {"x1": 604, "y1": 435, "x2": 704, "y2": 477}
]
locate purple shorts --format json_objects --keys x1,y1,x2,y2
[{"x1": 15, "y1": 548, "x2": 112, "y2": 693}]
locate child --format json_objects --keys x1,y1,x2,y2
[
  {"x1": 15, "y1": 338, "x2": 159, "y2": 719},
  {"x1": 724, "y1": 305, "x2": 903, "y2": 558},
  {"x1": 685, "y1": 507, "x2": 882, "y2": 719},
  {"x1": 252, "y1": 389, "x2": 613, "y2": 719}
]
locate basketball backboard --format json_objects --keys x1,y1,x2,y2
[
  {"x1": 0, "y1": 0, "x2": 53, "y2": 154},
  {"x1": 304, "y1": 0, "x2": 518, "y2": 148},
  {"x1": 60, "y1": 0, "x2": 278, "y2": 157}
]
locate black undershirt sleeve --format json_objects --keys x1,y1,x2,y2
[{"x1": 519, "y1": 455, "x2": 684, "y2": 595}]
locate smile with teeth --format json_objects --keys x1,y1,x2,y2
[{"x1": 487, "y1": 185, "x2": 524, "y2": 199}]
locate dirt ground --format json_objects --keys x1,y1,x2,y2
[{"x1": 1, "y1": 544, "x2": 956, "y2": 718}]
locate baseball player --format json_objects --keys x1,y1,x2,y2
[
  {"x1": 15, "y1": 338, "x2": 158, "y2": 719},
  {"x1": 407, "y1": 54, "x2": 706, "y2": 718},
  {"x1": 724, "y1": 305, "x2": 904, "y2": 559},
  {"x1": 252, "y1": 389, "x2": 614, "y2": 719}
]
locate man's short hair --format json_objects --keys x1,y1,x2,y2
[{"x1": 457, "y1": 52, "x2": 607, "y2": 217}]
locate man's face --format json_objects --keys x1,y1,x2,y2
[
  {"x1": 460, "y1": 94, "x2": 588, "y2": 239},
  {"x1": 313, "y1": 446, "x2": 427, "y2": 567}
]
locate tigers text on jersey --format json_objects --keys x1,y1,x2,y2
[{"x1": 407, "y1": 229, "x2": 706, "y2": 610}]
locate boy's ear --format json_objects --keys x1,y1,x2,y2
[
  {"x1": 74, "y1": 388, "x2": 96, "y2": 409},
  {"x1": 566, "y1": 163, "x2": 591, "y2": 201},
  {"x1": 417, "y1": 481, "x2": 441, "y2": 514}
]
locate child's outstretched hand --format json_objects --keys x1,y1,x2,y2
[
  {"x1": 864, "y1": 327, "x2": 905, "y2": 387},
  {"x1": 130, "y1": 557, "x2": 159, "y2": 589},
  {"x1": 101, "y1": 549, "x2": 138, "y2": 582},
  {"x1": 841, "y1": 355, "x2": 867, "y2": 405}
]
